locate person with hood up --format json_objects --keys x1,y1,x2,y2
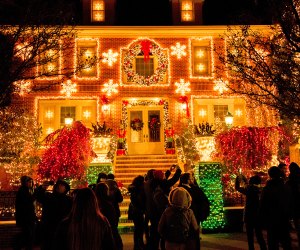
[
  {"x1": 15, "y1": 175, "x2": 37, "y2": 250},
  {"x1": 36, "y1": 179, "x2": 72, "y2": 250},
  {"x1": 158, "y1": 187, "x2": 199, "y2": 250}
]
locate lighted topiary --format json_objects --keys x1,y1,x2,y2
[{"x1": 38, "y1": 121, "x2": 95, "y2": 180}]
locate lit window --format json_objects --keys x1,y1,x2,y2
[
  {"x1": 92, "y1": 0, "x2": 105, "y2": 22},
  {"x1": 60, "y1": 107, "x2": 76, "y2": 128},
  {"x1": 192, "y1": 42, "x2": 211, "y2": 77},
  {"x1": 135, "y1": 57, "x2": 154, "y2": 78},
  {"x1": 39, "y1": 48, "x2": 60, "y2": 77},
  {"x1": 181, "y1": 0, "x2": 194, "y2": 22},
  {"x1": 77, "y1": 44, "x2": 97, "y2": 77}
]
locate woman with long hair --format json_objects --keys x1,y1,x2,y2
[{"x1": 53, "y1": 188, "x2": 116, "y2": 250}]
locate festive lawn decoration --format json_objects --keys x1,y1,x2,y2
[
  {"x1": 86, "y1": 163, "x2": 113, "y2": 185},
  {"x1": 213, "y1": 126, "x2": 288, "y2": 173},
  {"x1": 123, "y1": 39, "x2": 168, "y2": 86},
  {"x1": 91, "y1": 121, "x2": 112, "y2": 137},
  {"x1": 0, "y1": 107, "x2": 41, "y2": 188},
  {"x1": 195, "y1": 162, "x2": 225, "y2": 232},
  {"x1": 175, "y1": 119, "x2": 200, "y2": 169},
  {"x1": 38, "y1": 121, "x2": 95, "y2": 180},
  {"x1": 130, "y1": 118, "x2": 143, "y2": 131}
]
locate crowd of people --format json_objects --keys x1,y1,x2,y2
[
  {"x1": 235, "y1": 162, "x2": 300, "y2": 250},
  {"x1": 14, "y1": 161, "x2": 299, "y2": 250},
  {"x1": 14, "y1": 164, "x2": 210, "y2": 250}
]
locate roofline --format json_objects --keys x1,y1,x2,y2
[{"x1": 76, "y1": 25, "x2": 273, "y2": 38}]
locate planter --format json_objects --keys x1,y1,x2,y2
[
  {"x1": 117, "y1": 149, "x2": 126, "y2": 156},
  {"x1": 166, "y1": 148, "x2": 175, "y2": 154}
]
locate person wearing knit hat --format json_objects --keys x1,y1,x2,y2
[{"x1": 158, "y1": 187, "x2": 199, "y2": 250}]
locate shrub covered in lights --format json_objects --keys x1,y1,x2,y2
[
  {"x1": 195, "y1": 162, "x2": 225, "y2": 232},
  {"x1": 86, "y1": 164, "x2": 113, "y2": 184},
  {"x1": 38, "y1": 121, "x2": 95, "y2": 180}
]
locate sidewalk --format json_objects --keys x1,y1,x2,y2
[{"x1": 122, "y1": 231, "x2": 299, "y2": 250}]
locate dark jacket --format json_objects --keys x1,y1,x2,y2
[
  {"x1": 260, "y1": 178, "x2": 292, "y2": 227},
  {"x1": 15, "y1": 185, "x2": 37, "y2": 227},
  {"x1": 235, "y1": 178, "x2": 262, "y2": 223},
  {"x1": 128, "y1": 183, "x2": 146, "y2": 218}
]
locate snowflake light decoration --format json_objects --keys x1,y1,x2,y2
[
  {"x1": 102, "y1": 49, "x2": 119, "y2": 66},
  {"x1": 175, "y1": 79, "x2": 191, "y2": 95},
  {"x1": 102, "y1": 79, "x2": 118, "y2": 96},
  {"x1": 213, "y1": 79, "x2": 228, "y2": 94},
  {"x1": 61, "y1": 79, "x2": 77, "y2": 98},
  {"x1": 14, "y1": 80, "x2": 32, "y2": 96},
  {"x1": 170, "y1": 42, "x2": 187, "y2": 59}
]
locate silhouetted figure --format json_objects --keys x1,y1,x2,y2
[
  {"x1": 179, "y1": 172, "x2": 210, "y2": 249},
  {"x1": 235, "y1": 174, "x2": 267, "y2": 250},
  {"x1": 15, "y1": 176, "x2": 37, "y2": 250},
  {"x1": 158, "y1": 187, "x2": 199, "y2": 250},
  {"x1": 278, "y1": 162, "x2": 288, "y2": 182},
  {"x1": 260, "y1": 166, "x2": 292, "y2": 250},
  {"x1": 128, "y1": 175, "x2": 146, "y2": 250},
  {"x1": 95, "y1": 182, "x2": 123, "y2": 250},
  {"x1": 36, "y1": 179, "x2": 72, "y2": 250},
  {"x1": 285, "y1": 162, "x2": 300, "y2": 249},
  {"x1": 53, "y1": 188, "x2": 116, "y2": 250}
]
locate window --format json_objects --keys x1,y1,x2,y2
[
  {"x1": 76, "y1": 39, "x2": 98, "y2": 78},
  {"x1": 39, "y1": 48, "x2": 60, "y2": 77},
  {"x1": 181, "y1": 0, "x2": 194, "y2": 22},
  {"x1": 191, "y1": 39, "x2": 212, "y2": 77},
  {"x1": 91, "y1": 0, "x2": 105, "y2": 22},
  {"x1": 60, "y1": 107, "x2": 76, "y2": 127},
  {"x1": 38, "y1": 99, "x2": 97, "y2": 139},
  {"x1": 135, "y1": 57, "x2": 154, "y2": 78},
  {"x1": 214, "y1": 105, "x2": 228, "y2": 121}
]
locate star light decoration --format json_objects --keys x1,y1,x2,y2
[
  {"x1": 102, "y1": 79, "x2": 118, "y2": 96},
  {"x1": 175, "y1": 79, "x2": 191, "y2": 95},
  {"x1": 60, "y1": 79, "x2": 77, "y2": 98},
  {"x1": 102, "y1": 49, "x2": 119, "y2": 66},
  {"x1": 170, "y1": 42, "x2": 187, "y2": 59},
  {"x1": 213, "y1": 79, "x2": 228, "y2": 95},
  {"x1": 14, "y1": 80, "x2": 32, "y2": 96}
]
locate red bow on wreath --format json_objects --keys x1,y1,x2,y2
[
  {"x1": 179, "y1": 96, "x2": 190, "y2": 118},
  {"x1": 101, "y1": 95, "x2": 109, "y2": 104},
  {"x1": 140, "y1": 40, "x2": 152, "y2": 62}
]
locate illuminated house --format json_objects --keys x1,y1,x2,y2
[{"x1": 9, "y1": 1, "x2": 278, "y2": 161}]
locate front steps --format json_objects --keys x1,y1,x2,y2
[{"x1": 115, "y1": 154, "x2": 178, "y2": 232}]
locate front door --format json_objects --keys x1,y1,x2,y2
[{"x1": 127, "y1": 106, "x2": 165, "y2": 155}]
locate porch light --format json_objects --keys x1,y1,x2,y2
[
  {"x1": 102, "y1": 104, "x2": 110, "y2": 113},
  {"x1": 224, "y1": 112, "x2": 234, "y2": 128},
  {"x1": 64, "y1": 117, "x2": 73, "y2": 126}
]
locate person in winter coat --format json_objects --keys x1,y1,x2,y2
[
  {"x1": 285, "y1": 162, "x2": 300, "y2": 249},
  {"x1": 52, "y1": 187, "x2": 116, "y2": 250},
  {"x1": 95, "y1": 182, "x2": 123, "y2": 250},
  {"x1": 179, "y1": 172, "x2": 210, "y2": 250},
  {"x1": 146, "y1": 165, "x2": 182, "y2": 250},
  {"x1": 158, "y1": 187, "x2": 199, "y2": 250},
  {"x1": 260, "y1": 166, "x2": 293, "y2": 250},
  {"x1": 35, "y1": 179, "x2": 73, "y2": 250},
  {"x1": 15, "y1": 176, "x2": 37, "y2": 250},
  {"x1": 128, "y1": 175, "x2": 146, "y2": 250},
  {"x1": 235, "y1": 174, "x2": 267, "y2": 250}
]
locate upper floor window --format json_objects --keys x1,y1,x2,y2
[
  {"x1": 181, "y1": 0, "x2": 194, "y2": 22},
  {"x1": 191, "y1": 38, "x2": 213, "y2": 78},
  {"x1": 122, "y1": 39, "x2": 169, "y2": 86},
  {"x1": 38, "y1": 47, "x2": 60, "y2": 78},
  {"x1": 91, "y1": 0, "x2": 105, "y2": 22},
  {"x1": 76, "y1": 39, "x2": 98, "y2": 78}
]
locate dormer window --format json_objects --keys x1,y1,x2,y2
[
  {"x1": 181, "y1": 0, "x2": 194, "y2": 22},
  {"x1": 91, "y1": 0, "x2": 105, "y2": 22}
]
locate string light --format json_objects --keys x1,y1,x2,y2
[
  {"x1": 175, "y1": 79, "x2": 191, "y2": 95},
  {"x1": 170, "y1": 42, "x2": 187, "y2": 59},
  {"x1": 14, "y1": 80, "x2": 32, "y2": 96},
  {"x1": 213, "y1": 79, "x2": 228, "y2": 94},
  {"x1": 195, "y1": 162, "x2": 225, "y2": 231},
  {"x1": 102, "y1": 79, "x2": 119, "y2": 96},
  {"x1": 102, "y1": 49, "x2": 119, "y2": 66},
  {"x1": 60, "y1": 79, "x2": 77, "y2": 97}
]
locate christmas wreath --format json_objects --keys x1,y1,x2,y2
[
  {"x1": 123, "y1": 40, "x2": 168, "y2": 86},
  {"x1": 149, "y1": 117, "x2": 161, "y2": 131},
  {"x1": 131, "y1": 118, "x2": 144, "y2": 131}
]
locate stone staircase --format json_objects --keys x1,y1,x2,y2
[{"x1": 114, "y1": 154, "x2": 178, "y2": 232}]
